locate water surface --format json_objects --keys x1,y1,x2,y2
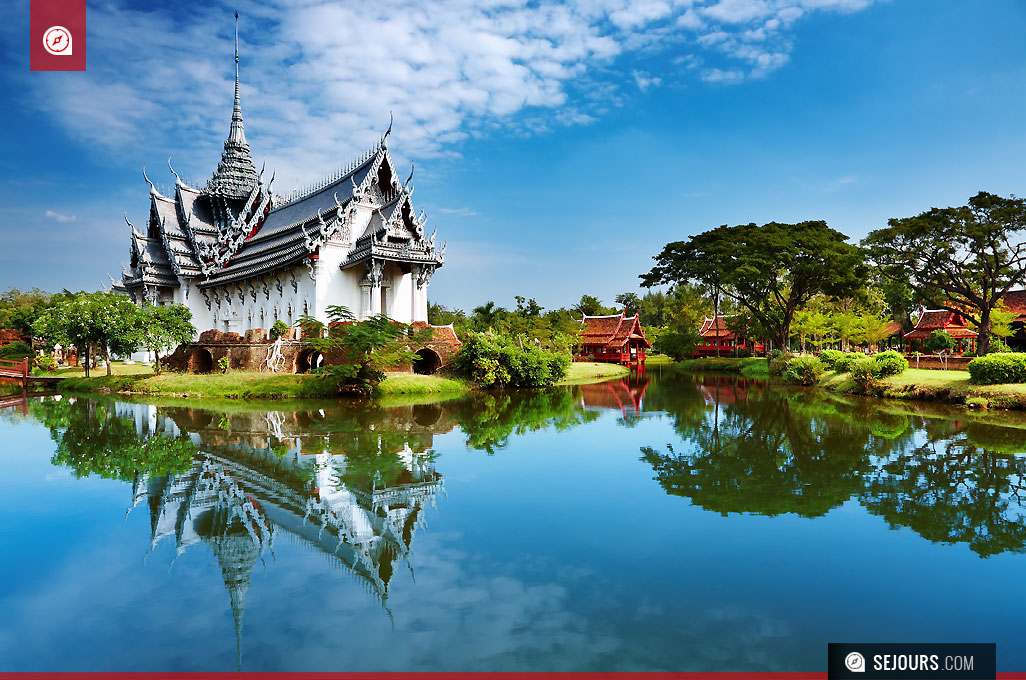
[{"x1": 2, "y1": 367, "x2": 1025, "y2": 671}]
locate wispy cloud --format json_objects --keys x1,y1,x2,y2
[
  {"x1": 438, "y1": 207, "x2": 479, "y2": 217},
  {"x1": 632, "y1": 70, "x2": 663, "y2": 92},
  {"x1": 45, "y1": 210, "x2": 76, "y2": 223},
  {"x1": 7, "y1": 0, "x2": 877, "y2": 189}
]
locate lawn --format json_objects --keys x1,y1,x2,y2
[
  {"x1": 557, "y1": 362, "x2": 630, "y2": 385},
  {"x1": 676, "y1": 356, "x2": 769, "y2": 377},
  {"x1": 820, "y1": 367, "x2": 1026, "y2": 410}
]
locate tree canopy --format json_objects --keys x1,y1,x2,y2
[
  {"x1": 642, "y1": 221, "x2": 866, "y2": 348},
  {"x1": 863, "y1": 191, "x2": 1026, "y2": 354}
]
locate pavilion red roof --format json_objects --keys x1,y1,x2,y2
[
  {"x1": 904, "y1": 309, "x2": 976, "y2": 340},
  {"x1": 698, "y1": 315, "x2": 735, "y2": 339},
  {"x1": 579, "y1": 312, "x2": 651, "y2": 349},
  {"x1": 1001, "y1": 290, "x2": 1026, "y2": 319}
]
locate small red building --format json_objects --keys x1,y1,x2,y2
[
  {"x1": 903, "y1": 308, "x2": 977, "y2": 354},
  {"x1": 694, "y1": 315, "x2": 764, "y2": 357},
  {"x1": 577, "y1": 312, "x2": 651, "y2": 364}
]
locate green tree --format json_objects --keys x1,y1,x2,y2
[
  {"x1": 298, "y1": 306, "x2": 433, "y2": 396},
  {"x1": 0, "y1": 287, "x2": 51, "y2": 334},
  {"x1": 34, "y1": 291, "x2": 144, "y2": 377},
  {"x1": 614, "y1": 292, "x2": 641, "y2": 316},
  {"x1": 643, "y1": 221, "x2": 865, "y2": 351},
  {"x1": 141, "y1": 304, "x2": 196, "y2": 374},
  {"x1": 863, "y1": 191, "x2": 1026, "y2": 355},
  {"x1": 925, "y1": 329, "x2": 957, "y2": 355},
  {"x1": 573, "y1": 294, "x2": 614, "y2": 317}
]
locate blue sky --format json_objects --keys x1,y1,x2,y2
[{"x1": 2, "y1": 0, "x2": 1026, "y2": 312}]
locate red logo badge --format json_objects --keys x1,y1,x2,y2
[{"x1": 31, "y1": 0, "x2": 86, "y2": 71}]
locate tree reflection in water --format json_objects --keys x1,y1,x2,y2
[{"x1": 639, "y1": 372, "x2": 1026, "y2": 556}]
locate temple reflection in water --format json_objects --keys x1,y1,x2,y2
[{"x1": 115, "y1": 402, "x2": 447, "y2": 665}]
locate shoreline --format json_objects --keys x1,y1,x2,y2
[
  {"x1": 47, "y1": 361, "x2": 632, "y2": 401},
  {"x1": 676, "y1": 356, "x2": 1026, "y2": 410}
]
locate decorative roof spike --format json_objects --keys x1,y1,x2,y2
[
  {"x1": 205, "y1": 11, "x2": 258, "y2": 199},
  {"x1": 167, "y1": 157, "x2": 182, "y2": 186},
  {"x1": 382, "y1": 110, "x2": 393, "y2": 145},
  {"x1": 404, "y1": 161, "x2": 414, "y2": 188},
  {"x1": 142, "y1": 166, "x2": 157, "y2": 195}
]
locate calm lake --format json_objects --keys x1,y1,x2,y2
[{"x1": 2, "y1": 367, "x2": 1026, "y2": 672}]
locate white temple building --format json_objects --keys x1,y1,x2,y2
[{"x1": 111, "y1": 19, "x2": 444, "y2": 333}]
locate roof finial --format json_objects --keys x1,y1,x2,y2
[
  {"x1": 382, "y1": 111, "x2": 393, "y2": 145},
  {"x1": 142, "y1": 166, "x2": 157, "y2": 195},
  {"x1": 167, "y1": 157, "x2": 182, "y2": 186},
  {"x1": 228, "y1": 11, "x2": 246, "y2": 146}
]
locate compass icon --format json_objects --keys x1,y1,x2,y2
[{"x1": 43, "y1": 26, "x2": 72, "y2": 56}]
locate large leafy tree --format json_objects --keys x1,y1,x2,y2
[
  {"x1": 0, "y1": 287, "x2": 51, "y2": 334},
  {"x1": 141, "y1": 304, "x2": 196, "y2": 374},
  {"x1": 33, "y1": 291, "x2": 146, "y2": 376},
  {"x1": 863, "y1": 191, "x2": 1026, "y2": 355},
  {"x1": 642, "y1": 221, "x2": 865, "y2": 349}
]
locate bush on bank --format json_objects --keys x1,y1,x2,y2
[
  {"x1": 968, "y1": 353, "x2": 1026, "y2": 385},
  {"x1": 783, "y1": 355, "x2": 825, "y2": 385},
  {"x1": 818, "y1": 349, "x2": 845, "y2": 369},
  {"x1": 450, "y1": 333, "x2": 571, "y2": 388},
  {"x1": 873, "y1": 350, "x2": 909, "y2": 378}
]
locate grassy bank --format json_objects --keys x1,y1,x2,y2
[
  {"x1": 557, "y1": 362, "x2": 630, "y2": 385},
  {"x1": 54, "y1": 360, "x2": 625, "y2": 400},
  {"x1": 819, "y1": 368, "x2": 1026, "y2": 410},
  {"x1": 58, "y1": 370, "x2": 470, "y2": 400},
  {"x1": 676, "y1": 357, "x2": 769, "y2": 378}
]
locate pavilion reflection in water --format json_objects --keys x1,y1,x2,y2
[
  {"x1": 118, "y1": 403, "x2": 448, "y2": 666},
  {"x1": 576, "y1": 366, "x2": 650, "y2": 416}
]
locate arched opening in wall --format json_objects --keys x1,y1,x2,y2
[
  {"x1": 413, "y1": 348, "x2": 441, "y2": 375},
  {"x1": 296, "y1": 349, "x2": 324, "y2": 374},
  {"x1": 190, "y1": 348, "x2": 213, "y2": 374}
]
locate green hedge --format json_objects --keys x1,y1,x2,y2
[
  {"x1": 873, "y1": 350, "x2": 909, "y2": 378},
  {"x1": 0, "y1": 341, "x2": 32, "y2": 359},
  {"x1": 833, "y1": 353, "x2": 861, "y2": 373},
  {"x1": 450, "y1": 333, "x2": 571, "y2": 387},
  {"x1": 818, "y1": 349, "x2": 845, "y2": 369},
  {"x1": 783, "y1": 355, "x2": 825, "y2": 385},
  {"x1": 968, "y1": 353, "x2": 1026, "y2": 385}
]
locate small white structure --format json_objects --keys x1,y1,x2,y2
[{"x1": 111, "y1": 20, "x2": 444, "y2": 335}]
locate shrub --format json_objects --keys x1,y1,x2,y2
[
  {"x1": 32, "y1": 354, "x2": 57, "y2": 373},
  {"x1": 872, "y1": 350, "x2": 909, "y2": 378},
  {"x1": 834, "y1": 353, "x2": 862, "y2": 373},
  {"x1": 270, "y1": 320, "x2": 289, "y2": 341},
  {"x1": 451, "y1": 333, "x2": 570, "y2": 388},
  {"x1": 925, "y1": 329, "x2": 956, "y2": 354},
  {"x1": 819, "y1": 349, "x2": 845, "y2": 369},
  {"x1": 782, "y1": 355, "x2": 824, "y2": 385},
  {"x1": 989, "y1": 337, "x2": 1011, "y2": 353},
  {"x1": 0, "y1": 341, "x2": 32, "y2": 359},
  {"x1": 849, "y1": 355, "x2": 879, "y2": 388},
  {"x1": 768, "y1": 352, "x2": 793, "y2": 376},
  {"x1": 217, "y1": 356, "x2": 230, "y2": 374},
  {"x1": 968, "y1": 353, "x2": 1026, "y2": 385}
]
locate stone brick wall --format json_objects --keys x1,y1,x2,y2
[{"x1": 163, "y1": 324, "x2": 462, "y2": 375}]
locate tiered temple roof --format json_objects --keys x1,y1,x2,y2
[
  {"x1": 578, "y1": 312, "x2": 651, "y2": 349},
  {"x1": 111, "y1": 21, "x2": 443, "y2": 298},
  {"x1": 903, "y1": 308, "x2": 977, "y2": 340}
]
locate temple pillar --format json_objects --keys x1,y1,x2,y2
[{"x1": 361, "y1": 260, "x2": 384, "y2": 319}]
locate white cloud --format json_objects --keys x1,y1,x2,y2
[
  {"x1": 632, "y1": 70, "x2": 663, "y2": 92},
  {"x1": 438, "y1": 207, "x2": 479, "y2": 217},
  {"x1": 10, "y1": 0, "x2": 877, "y2": 190},
  {"x1": 45, "y1": 210, "x2": 76, "y2": 223}
]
